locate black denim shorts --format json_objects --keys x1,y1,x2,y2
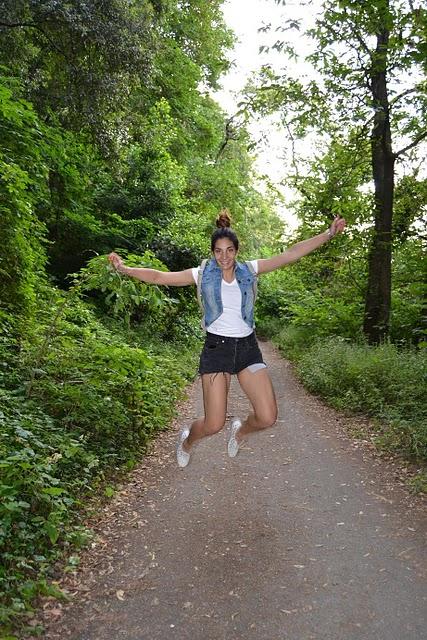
[{"x1": 199, "y1": 331, "x2": 265, "y2": 375}]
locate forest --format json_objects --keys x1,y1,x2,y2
[{"x1": 0, "y1": 0, "x2": 425, "y2": 635}]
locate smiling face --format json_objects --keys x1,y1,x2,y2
[{"x1": 213, "y1": 237, "x2": 238, "y2": 270}]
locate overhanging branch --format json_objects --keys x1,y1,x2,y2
[
  {"x1": 0, "y1": 21, "x2": 36, "y2": 28},
  {"x1": 215, "y1": 116, "x2": 241, "y2": 164},
  {"x1": 389, "y1": 86, "x2": 421, "y2": 108},
  {"x1": 395, "y1": 130, "x2": 427, "y2": 158}
]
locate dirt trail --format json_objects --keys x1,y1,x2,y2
[{"x1": 43, "y1": 341, "x2": 426, "y2": 640}]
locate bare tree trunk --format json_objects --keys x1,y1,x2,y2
[{"x1": 363, "y1": 14, "x2": 395, "y2": 344}]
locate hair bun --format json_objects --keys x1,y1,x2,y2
[{"x1": 216, "y1": 208, "x2": 232, "y2": 229}]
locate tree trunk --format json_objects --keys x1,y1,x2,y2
[{"x1": 363, "y1": 14, "x2": 395, "y2": 344}]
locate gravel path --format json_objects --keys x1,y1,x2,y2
[{"x1": 42, "y1": 341, "x2": 426, "y2": 640}]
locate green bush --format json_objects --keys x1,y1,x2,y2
[
  {"x1": 260, "y1": 321, "x2": 318, "y2": 360},
  {"x1": 296, "y1": 338, "x2": 426, "y2": 460},
  {"x1": 256, "y1": 265, "x2": 364, "y2": 345},
  {"x1": 0, "y1": 293, "x2": 200, "y2": 633},
  {"x1": 0, "y1": 78, "x2": 48, "y2": 326},
  {"x1": 390, "y1": 240, "x2": 426, "y2": 345},
  {"x1": 0, "y1": 393, "x2": 96, "y2": 628}
]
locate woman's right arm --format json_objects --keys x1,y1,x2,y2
[{"x1": 107, "y1": 252, "x2": 195, "y2": 287}]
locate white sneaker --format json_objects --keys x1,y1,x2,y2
[
  {"x1": 227, "y1": 418, "x2": 242, "y2": 458},
  {"x1": 176, "y1": 427, "x2": 191, "y2": 468}
]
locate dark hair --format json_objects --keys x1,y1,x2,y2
[{"x1": 210, "y1": 209, "x2": 239, "y2": 252}]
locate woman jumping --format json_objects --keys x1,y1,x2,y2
[{"x1": 108, "y1": 210, "x2": 346, "y2": 468}]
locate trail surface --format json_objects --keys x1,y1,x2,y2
[{"x1": 43, "y1": 341, "x2": 426, "y2": 640}]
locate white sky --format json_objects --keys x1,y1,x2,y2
[
  {"x1": 216, "y1": 0, "x2": 319, "y2": 110},
  {"x1": 214, "y1": 0, "x2": 426, "y2": 231},
  {"x1": 213, "y1": 0, "x2": 322, "y2": 229}
]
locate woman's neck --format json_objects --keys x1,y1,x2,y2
[{"x1": 221, "y1": 264, "x2": 236, "y2": 283}]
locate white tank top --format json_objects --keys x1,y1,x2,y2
[{"x1": 191, "y1": 260, "x2": 258, "y2": 337}]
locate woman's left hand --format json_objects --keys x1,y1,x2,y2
[{"x1": 329, "y1": 215, "x2": 346, "y2": 237}]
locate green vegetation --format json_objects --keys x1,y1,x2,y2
[
  {"x1": 1, "y1": 0, "x2": 425, "y2": 635},
  {"x1": 249, "y1": 0, "x2": 426, "y2": 343},
  {"x1": 263, "y1": 325, "x2": 426, "y2": 460},
  {"x1": 252, "y1": 0, "x2": 426, "y2": 473},
  {"x1": 0, "y1": 1, "x2": 282, "y2": 633},
  {"x1": 256, "y1": 204, "x2": 426, "y2": 463},
  {"x1": 0, "y1": 292, "x2": 201, "y2": 634}
]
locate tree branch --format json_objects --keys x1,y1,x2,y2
[
  {"x1": 350, "y1": 23, "x2": 372, "y2": 58},
  {"x1": 395, "y1": 130, "x2": 427, "y2": 158},
  {"x1": 284, "y1": 120, "x2": 308, "y2": 194},
  {"x1": 0, "y1": 21, "x2": 38, "y2": 28},
  {"x1": 389, "y1": 86, "x2": 421, "y2": 108},
  {"x1": 215, "y1": 117, "x2": 241, "y2": 164}
]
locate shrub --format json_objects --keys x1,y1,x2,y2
[
  {"x1": 0, "y1": 293, "x2": 200, "y2": 632},
  {"x1": 297, "y1": 338, "x2": 427, "y2": 460},
  {"x1": 256, "y1": 266, "x2": 364, "y2": 345}
]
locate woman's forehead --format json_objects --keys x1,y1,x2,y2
[{"x1": 214, "y1": 238, "x2": 236, "y2": 250}]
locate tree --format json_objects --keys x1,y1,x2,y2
[
  {"x1": 247, "y1": 0, "x2": 427, "y2": 343},
  {"x1": 0, "y1": 77, "x2": 48, "y2": 326},
  {"x1": 0, "y1": 0, "x2": 162, "y2": 147}
]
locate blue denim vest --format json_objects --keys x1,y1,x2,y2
[{"x1": 200, "y1": 259, "x2": 257, "y2": 330}]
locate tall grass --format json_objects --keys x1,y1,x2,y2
[{"x1": 261, "y1": 320, "x2": 426, "y2": 461}]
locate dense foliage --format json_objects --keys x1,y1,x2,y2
[
  {"x1": 249, "y1": 0, "x2": 427, "y2": 343},
  {"x1": 0, "y1": 294, "x2": 201, "y2": 634},
  {"x1": 0, "y1": 1, "x2": 283, "y2": 634},
  {"x1": 261, "y1": 317, "x2": 426, "y2": 461},
  {"x1": 0, "y1": 0, "x2": 425, "y2": 635}
]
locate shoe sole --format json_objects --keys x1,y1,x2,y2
[
  {"x1": 228, "y1": 420, "x2": 242, "y2": 458},
  {"x1": 177, "y1": 429, "x2": 190, "y2": 468}
]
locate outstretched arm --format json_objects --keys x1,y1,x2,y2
[
  {"x1": 257, "y1": 216, "x2": 346, "y2": 275},
  {"x1": 108, "y1": 253, "x2": 195, "y2": 286}
]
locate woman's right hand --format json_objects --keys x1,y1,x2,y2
[{"x1": 108, "y1": 252, "x2": 126, "y2": 273}]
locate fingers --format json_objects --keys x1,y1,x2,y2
[
  {"x1": 332, "y1": 216, "x2": 346, "y2": 233},
  {"x1": 107, "y1": 252, "x2": 122, "y2": 269},
  {"x1": 327, "y1": 216, "x2": 346, "y2": 238}
]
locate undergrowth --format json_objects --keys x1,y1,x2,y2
[
  {"x1": 0, "y1": 296, "x2": 201, "y2": 637},
  {"x1": 259, "y1": 318, "x2": 427, "y2": 464}
]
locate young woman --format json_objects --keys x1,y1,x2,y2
[{"x1": 108, "y1": 210, "x2": 346, "y2": 468}]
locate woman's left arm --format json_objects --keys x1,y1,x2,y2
[{"x1": 257, "y1": 216, "x2": 346, "y2": 275}]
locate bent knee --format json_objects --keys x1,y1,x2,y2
[
  {"x1": 256, "y1": 410, "x2": 278, "y2": 430},
  {"x1": 204, "y1": 420, "x2": 226, "y2": 436}
]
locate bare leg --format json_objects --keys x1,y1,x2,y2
[
  {"x1": 183, "y1": 372, "x2": 231, "y2": 451},
  {"x1": 236, "y1": 367, "x2": 277, "y2": 442}
]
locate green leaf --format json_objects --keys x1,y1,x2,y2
[
  {"x1": 42, "y1": 487, "x2": 65, "y2": 496},
  {"x1": 44, "y1": 521, "x2": 60, "y2": 545}
]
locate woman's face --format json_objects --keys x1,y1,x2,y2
[{"x1": 213, "y1": 237, "x2": 237, "y2": 270}]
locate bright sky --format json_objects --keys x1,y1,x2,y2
[
  {"x1": 214, "y1": 0, "x2": 426, "y2": 231},
  {"x1": 213, "y1": 0, "x2": 322, "y2": 229},
  {"x1": 216, "y1": 0, "x2": 319, "y2": 108}
]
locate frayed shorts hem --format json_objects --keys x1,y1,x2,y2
[{"x1": 198, "y1": 331, "x2": 266, "y2": 376}]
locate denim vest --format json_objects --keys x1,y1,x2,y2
[{"x1": 200, "y1": 259, "x2": 257, "y2": 330}]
